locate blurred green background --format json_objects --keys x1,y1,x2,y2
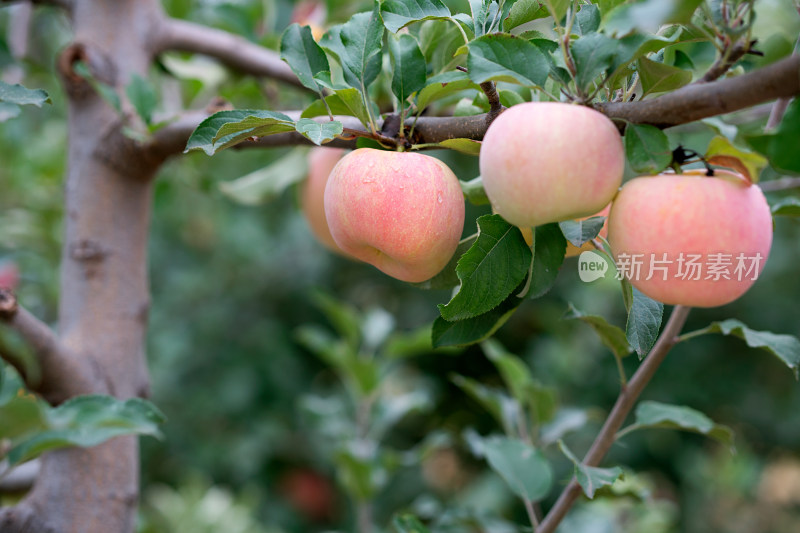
[{"x1": 1, "y1": 0, "x2": 800, "y2": 532}]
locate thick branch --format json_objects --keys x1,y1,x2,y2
[
  {"x1": 597, "y1": 55, "x2": 800, "y2": 129},
  {"x1": 144, "y1": 55, "x2": 800, "y2": 160},
  {"x1": 153, "y1": 18, "x2": 303, "y2": 89},
  {"x1": 537, "y1": 305, "x2": 692, "y2": 533},
  {"x1": 0, "y1": 290, "x2": 95, "y2": 404}
]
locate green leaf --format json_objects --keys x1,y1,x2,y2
[
  {"x1": 0, "y1": 81, "x2": 52, "y2": 107},
  {"x1": 483, "y1": 436, "x2": 553, "y2": 502},
  {"x1": 438, "y1": 214, "x2": 532, "y2": 321},
  {"x1": 389, "y1": 33, "x2": 427, "y2": 105},
  {"x1": 504, "y1": 0, "x2": 552, "y2": 31},
  {"x1": 451, "y1": 375, "x2": 519, "y2": 435},
  {"x1": 413, "y1": 234, "x2": 478, "y2": 290},
  {"x1": 416, "y1": 71, "x2": 480, "y2": 111},
  {"x1": 218, "y1": 148, "x2": 309, "y2": 205},
  {"x1": 418, "y1": 19, "x2": 467, "y2": 74},
  {"x1": 602, "y1": 0, "x2": 704, "y2": 35},
  {"x1": 637, "y1": 56, "x2": 692, "y2": 96},
  {"x1": 681, "y1": 319, "x2": 800, "y2": 378},
  {"x1": 438, "y1": 138, "x2": 482, "y2": 155},
  {"x1": 280, "y1": 24, "x2": 332, "y2": 95},
  {"x1": 527, "y1": 223, "x2": 567, "y2": 300},
  {"x1": 571, "y1": 32, "x2": 617, "y2": 92},
  {"x1": 72, "y1": 62, "x2": 121, "y2": 113},
  {"x1": 624, "y1": 123, "x2": 672, "y2": 175},
  {"x1": 125, "y1": 74, "x2": 157, "y2": 125},
  {"x1": 771, "y1": 197, "x2": 800, "y2": 217},
  {"x1": 622, "y1": 401, "x2": 734, "y2": 449},
  {"x1": 302, "y1": 89, "x2": 373, "y2": 129},
  {"x1": 558, "y1": 216, "x2": 606, "y2": 248},
  {"x1": 380, "y1": 0, "x2": 451, "y2": 33},
  {"x1": 325, "y1": 8, "x2": 384, "y2": 91},
  {"x1": 432, "y1": 287, "x2": 524, "y2": 348},
  {"x1": 312, "y1": 291, "x2": 362, "y2": 349},
  {"x1": 575, "y1": 4, "x2": 601, "y2": 35},
  {"x1": 393, "y1": 514, "x2": 432, "y2": 533},
  {"x1": 467, "y1": 34, "x2": 550, "y2": 88},
  {"x1": 295, "y1": 118, "x2": 343, "y2": 145},
  {"x1": 185, "y1": 110, "x2": 295, "y2": 155},
  {"x1": 746, "y1": 98, "x2": 800, "y2": 175},
  {"x1": 461, "y1": 176, "x2": 490, "y2": 205},
  {"x1": 564, "y1": 303, "x2": 632, "y2": 359},
  {"x1": 626, "y1": 286, "x2": 663, "y2": 358},
  {"x1": 705, "y1": 136, "x2": 768, "y2": 184},
  {"x1": 558, "y1": 440, "x2": 624, "y2": 499},
  {"x1": 0, "y1": 102, "x2": 21, "y2": 122},
  {"x1": 8, "y1": 395, "x2": 166, "y2": 465}
]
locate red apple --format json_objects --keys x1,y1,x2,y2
[
  {"x1": 480, "y1": 102, "x2": 624, "y2": 228},
  {"x1": 0, "y1": 261, "x2": 19, "y2": 290},
  {"x1": 324, "y1": 148, "x2": 465, "y2": 282},
  {"x1": 279, "y1": 468, "x2": 336, "y2": 522},
  {"x1": 301, "y1": 147, "x2": 349, "y2": 254},
  {"x1": 608, "y1": 170, "x2": 772, "y2": 307}
]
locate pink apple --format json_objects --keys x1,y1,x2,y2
[
  {"x1": 480, "y1": 102, "x2": 624, "y2": 228},
  {"x1": 301, "y1": 147, "x2": 350, "y2": 254},
  {"x1": 324, "y1": 148, "x2": 465, "y2": 282},
  {"x1": 608, "y1": 170, "x2": 773, "y2": 307},
  {"x1": 0, "y1": 261, "x2": 19, "y2": 290}
]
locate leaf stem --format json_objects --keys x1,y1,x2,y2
[{"x1": 449, "y1": 17, "x2": 470, "y2": 47}]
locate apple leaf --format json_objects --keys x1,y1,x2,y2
[
  {"x1": 413, "y1": 234, "x2": 478, "y2": 290},
  {"x1": 438, "y1": 214, "x2": 532, "y2": 321},
  {"x1": 437, "y1": 138, "x2": 482, "y2": 155},
  {"x1": 301, "y1": 88, "x2": 373, "y2": 129},
  {"x1": 432, "y1": 286, "x2": 524, "y2": 348},
  {"x1": 771, "y1": 197, "x2": 800, "y2": 217},
  {"x1": 393, "y1": 514, "x2": 432, "y2": 533},
  {"x1": 380, "y1": 0, "x2": 451, "y2": 33},
  {"x1": 451, "y1": 375, "x2": 520, "y2": 434},
  {"x1": 571, "y1": 32, "x2": 617, "y2": 93},
  {"x1": 320, "y1": 8, "x2": 384, "y2": 92},
  {"x1": 8, "y1": 395, "x2": 166, "y2": 466},
  {"x1": 125, "y1": 74, "x2": 157, "y2": 125},
  {"x1": 637, "y1": 56, "x2": 692, "y2": 96},
  {"x1": 185, "y1": 110, "x2": 295, "y2": 155},
  {"x1": 624, "y1": 123, "x2": 672, "y2": 175},
  {"x1": 620, "y1": 401, "x2": 734, "y2": 451},
  {"x1": 527, "y1": 223, "x2": 567, "y2": 300},
  {"x1": 482, "y1": 436, "x2": 553, "y2": 502},
  {"x1": 0, "y1": 81, "x2": 52, "y2": 108},
  {"x1": 294, "y1": 118, "x2": 343, "y2": 145},
  {"x1": 745, "y1": 98, "x2": 800, "y2": 175},
  {"x1": 602, "y1": 0, "x2": 704, "y2": 35},
  {"x1": 558, "y1": 216, "x2": 606, "y2": 248},
  {"x1": 505, "y1": 0, "x2": 566, "y2": 30},
  {"x1": 389, "y1": 33, "x2": 427, "y2": 105},
  {"x1": 280, "y1": 24, "x2": 332, "y2": 96},
  {"x1": 681, "y1": 319, "x2": 800, "y2": 378},
  {"x1": 564, "y1": 303, "x2": 632, "y2": 359},
  {"x1": 705, "y1": 136, "x2": 768, "y2": 184},
  {"x1": 467, "y1": 34, "x2": 550, "y2": 88},
  {"x1": 625, "y1": 286, "x2": 663, "y2": 358},
  {"x1": 416, "y1": 70, "x2": 480, "y2": 112},
  {"x1": 575, "y1": 4, "x2": 601, "y2": 35},
  {"x1": 558, "y1": 440, "x2": 624, "y2": 499},
  {"x1": 218, "y1": 148, "x2": 309, "y2": 205},
  {"x1": 460, "y1": 176, "x2": 491, "y2": 206}
]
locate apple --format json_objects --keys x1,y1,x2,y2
[
  {"x1": 324, "y1": 148, "x2": 465, "y2": 283},
  {"x1": 0, "y1": 261, "x2": 19, "y2": 290},
  {"x1": 479, "y1": 102, "x2": 624, "y2": 228},
  {"x1": 301, "y1": 147, "x2": 349, "y2": 254},
  {"x1": 279, "y1": 468, "x2": 336, "y2": 522},
  {"x1": 608, "y1": 169, "x2": 772, "y2": 307}
]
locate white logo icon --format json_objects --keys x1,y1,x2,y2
[{"x1": 578, "y1": 251, "x2": 609, "y2": 282}]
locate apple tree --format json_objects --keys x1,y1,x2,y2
[{"x1": 0, "y1": 0, "x2": 799, "y2": 532}]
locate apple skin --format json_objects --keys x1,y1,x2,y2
[
  {"x1": 480, "y1": 102, "x2": 624, "y2": 227},
  {"x1": 608, "y1": 170, "x2": 773, "y2": 307},
  {"x1": 301, "y1": 147, "x2": 349, "y2": 254},
  {"x1": 0, "y1": 261, "x2": 19, "y2": 290},
  {"x1": 324, "y1": 148, "x2": 465, "y2": 283}
]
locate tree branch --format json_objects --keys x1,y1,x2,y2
[
  {"x1": 0, "y1": 0, "x2": 70, "y2": 8},
  {"x1": 759, "y1": 176, "x2": 800, "y2": 192},
  {"x1": 536, "y1": 305, "x2": 692, "y2": 533},
  {"x1": 143, "y1": 55, "x2": 800, "y2": 160},
  {"x1": 153, "y1": 18, "x2": 304, "y2": 89},
  {"x1": 697, "y1": 39, "x2": 752, "y2": 83},
  {"x1": 0, "y1": 290, "x2": 95, "y2": 404}
]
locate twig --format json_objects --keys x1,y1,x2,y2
[
  {"x1": 480, "y1": 81, "x2": 504, "y2": 123},
  {"x1": 536, "y1": 305, "x2": 692, "y2": 533},
  {"x1": 0, "y1": 290, "x2": 94, "y2": 403},
  {"x1": 759, "y1": 176, "x2": 800, "y2": 192},
  {"x1": 696, "y1": 39, "x2": 753, "y2": 83},
  {"x1": 153, "y1": 18, "x2": 304, "y2": 89},
  {"x1": 766, "y1": 97, "x2": 791, "y2": 130}
]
